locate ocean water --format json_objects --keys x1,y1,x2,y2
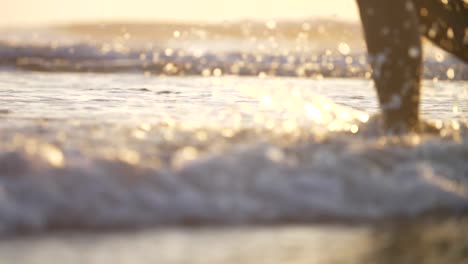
[
  {"x1": 0, "y1": 20, "x2": 467, "y2": 263},
  {"x1": 0, "y1": 72, "x2": 467, "y2": 234}
]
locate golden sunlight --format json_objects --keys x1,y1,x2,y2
[{"x1": 0, "y1": 0, "x2": 359, "y2": 26}]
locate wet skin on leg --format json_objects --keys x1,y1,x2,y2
[
  {"x1": 357, "y1": 0, "x2": 423, "y2": 133},
  {"x1": 356, "y1": 0, "x2": 467, "y2": 133},
  {"x1": 414, "y1": 0, "x2": 468, "y2": 62}
]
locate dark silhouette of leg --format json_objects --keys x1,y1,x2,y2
[
  {"x1": 357, "y1": 0, "x2": 422, "y2": 132},
  {"x1": 414, "y1": 0, "x2": 468, "y2": 62}
]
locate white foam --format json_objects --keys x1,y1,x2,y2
[
  {"x1": 0, "y1": 128, "x2": 467, "y2": 235},
  {"x1": 0, "y1": 73, "x2": 466, "y2": 235}
]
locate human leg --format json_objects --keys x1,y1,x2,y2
[
  {"x1": 356, "y1": 0, "x2": 423, "y2": 132},
  {"x1": 414, "y1": 0, "x2": 468, "y2": 62}
]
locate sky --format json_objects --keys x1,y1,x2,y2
[{"x1": 0, "y1": 0, "x2": 359, "y2": 26}]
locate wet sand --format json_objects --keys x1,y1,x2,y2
[{"x1": 1, "y1": 216, "x2": 467, "y2": 264}]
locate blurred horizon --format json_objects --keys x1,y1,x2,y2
[{"x1": 0, "y1": 0, "x2": 359, "y2": 27}]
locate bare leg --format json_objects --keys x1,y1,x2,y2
[
  {"x1": 415, "y1": 0, "x2": 468, "y2": 62},
  {"x1": 357, "y1": 0, "x2": 423, "y2": 133}
]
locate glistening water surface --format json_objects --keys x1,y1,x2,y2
[
  {"x1": 0, "y1": 20, "x2": 467, "y2": 264},
  {"x1": 0, "y1": 72, "x2": 466, "y2": 234}
]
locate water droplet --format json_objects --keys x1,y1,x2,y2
[
  {"x1": 338, "y1": 43, "x2": 350, "y2": 55},
  {"x1": 408, "y1": 46, "x2": 420, "y2": 58},
  {"x1": 41, "y1": 144, "x2": 65, "y2": 167},
  {"x1": 282, "y1": 120, "x2": 297, "y2": 133},
  {"x1": 350, "y1": 125, "x2": 359, "y2": 134},
  {"x1": 428, "y1": 28, "x2": 437, "y2": 38},
  {"x1": 266, "y1": 147, "x2": 284, "y2": 162},
  {"x1": 266, "y1": 20, "x2": 276, "y2": 30},
  {"x1": 447, "y1": 28, "x2": 454, "y2": 39},
  {"x1": 132, "y1": 130, "x2": 146, "y2": 140},
  {"x1": 435, "y1": 52, "x2": 444, "y2": 62},
  {"x1": 420, "y1": 7, "x2": 428, "y2": 16},
  {"x1": 172, "y1": 146, "x2": 198, "y2": 168},
  {"x1": 405, "y1": 1, "x2": 414, "y2": 11},
  {"x1": 446, "y1": 68, "x2": 455, "y2": 79},
  {"x1": 213, "y1": 68, "x2": 222, "y2": 77},
  {"x1": 164, "y1": 48, "x2": 174, "y2": 56},
  {"x1": 202, "y1": 68, "x2": 211, "y2": 77}
]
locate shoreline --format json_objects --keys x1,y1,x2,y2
[{"x1": 1, "y1": 215, "x2": 467, "y2": 264}]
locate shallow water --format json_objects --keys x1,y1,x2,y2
[
  {"x1": 0, "y1": 226, "x2": 373, "y2": 264},
  {"x1": 1, "y1": 22, "x2": 467, "y2": 79},
  {"x1": 1, "y1": 218, "x2": 467, "y2": 264},
  {"x1": 0, "y1": 71, "x2": 467, "y2": 235},
  {"x1": 1, "y1": 20, "x2": 467, "y2": 263}
]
